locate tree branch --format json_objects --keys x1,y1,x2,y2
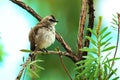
[
  {"x1": 37, "y1": 50, "x2": 79, "y2": 62},
  {"x1": 84, "y1": 0, "x2": 94, "y2": 47},
  {"x1": 83, "y1": 0, "x2": 95, "y2": 59},
  {"x1": 77, "y1": 0, "x2": 88, "y2": 59},
  {"x1": 111, "y1": 13, "x2": 120, "y2": 66}
]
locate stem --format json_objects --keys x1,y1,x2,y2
[
  {"x1": 59, "y1": 54, "x2": 73, "y2": 80},
  {"x1": 98, "y1": 41, "x2": 101, "y2": 80},
  {"x1": 111, "y1": 13, "x2": 120, "y2": 66},
  {"x1": 96, "y1": 16, "x2": 102, "y2": 80}
]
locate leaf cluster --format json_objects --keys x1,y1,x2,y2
[{"x1": 75, "y1": 17, "x2": 120, "y2": 80}]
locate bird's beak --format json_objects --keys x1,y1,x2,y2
[{"x1": 55, "y1": 20, "x2": 59, "y2": 22}]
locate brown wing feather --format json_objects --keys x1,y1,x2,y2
[
  {"x1": 29, "y1": 28, "x2": 35, "y2": 51},
  {"x1": 29, "y1": 22, "x2": 45, "y2": 51}
]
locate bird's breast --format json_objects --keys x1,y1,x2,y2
[{"x1": 35, "y1": 27, "x2": 55, "y2": 49}]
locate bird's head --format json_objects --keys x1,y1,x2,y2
[{"x1": 41, "y1": 15, "x2": 58, "y2": 27}]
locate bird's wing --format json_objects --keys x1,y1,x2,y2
[
  {"x1": 29, "y1": 28, "x2": 36, "y2": 51},
  {"x1": 29, "y1": 23, "x2": 46, "y2": 51}
]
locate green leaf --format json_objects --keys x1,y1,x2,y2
[
  {"x1": 83, "y1": 54, "x2": 97, "y2": 60},
  {"x1": 111, "y1": 22, "x2": 118, "y2": 25},
  {"x1": 87, "y1": 28, "x2": 97, "y2": 37},
  {"x1": 75, "y1": 60, "x2": 85, "y2": 65},
  {"x1": 100, "y1": 32, "x2": 111, "y2": 41},
  {"x1": 103, "y1": 64, "x2": 118, "y2": 79},
  {"x1": 102, "y1": 52, "x2": 111, "y2": 63},
  {"x1": 34, "y1": 64, "x2": 45, "y2": 70},
  {"x1": 108, "y1": 68, "x2": 117, "y2": 79},
  {"x1": 112, "y1": 14, "x2": 117, "y2": 18},
  {"x1": 86, "y1": 36, "x2": 96, "y2": 46},
  {"x1": 103, "y1": 42, "x2": 111, "y2": 48},
  {"x1": 102, "y1": 46, "x2": 116, "y2": 52},
  {"x1": 103, "y1": 58, "x2": 120, "y2": 64},
  {"x1": 20, "y1": 49, "x2": 32, "y2": 52},
  {"x1": 100, "y1": 41, "x2": 106, "y2": 47},
  {"x1": 112, "y1": 77, "x2": 119, "y2": 80},
  {"x1": 100, "y1": 27, "x2": 108, "y2": 36},
  {"x1": 94, "y1": 65, "x2": 98, "y2": 78},
  {"x1": 100, "y1": 37, "x2": 112, "y2": 47},
  {"x1": 30, "y1": 60, "x2": 44, "y2": 65},
  {"x1": 80, "y1": 47, "x2": 97, "y2": 54},
  {"x1": 79, "y1": 64, "x2": 95, "y2": 76},
  {"x1": 75, "y1": 64, "x2": 85, "y2": 70},
  {"x1": 104, "y1": 64, "x2": 108, "y2": 77},
  {"x1": 111, "y1": 25, "x2": 117, "y2": 30},
  {"x1": 31, "y1": 70, "x2": 40, "y2": 78},
  {"x1": 112, "y1": 18, "x2": 118, "y2": 25}
]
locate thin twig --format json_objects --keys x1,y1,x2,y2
[
  {"x1": 59, "y1": 54, "x2": 73, "y2": 80},
  {"x1": 77, "y1": 0, "x2": 88, "y2": 59},
  {"x1": 111, "y1": 13, "x2": 120, "y2": 66},
  {"x1": 16, "y1": 56, "x2": 31, "y2": 80}
]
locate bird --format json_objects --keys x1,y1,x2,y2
[{"x1": 29, "y1": 15, "x2": 58, "y2": 61}]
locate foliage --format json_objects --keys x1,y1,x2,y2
[
  {"x1": 20, "y1": 49, "x2": 45, "y2": 79},
  {"x1": 75, "y1": 16, "x2": 120, "y2": 80},
  {"x1": 26, "y1": 59, "x2": 45, "y2": 79}
]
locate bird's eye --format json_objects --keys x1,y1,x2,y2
[{"x1": 49, "y1": 19, "x2": 55, "y2": 22}]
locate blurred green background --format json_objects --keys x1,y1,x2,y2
[{"x1": 0, "y1": 0, "x2": 120, "y2": 80}]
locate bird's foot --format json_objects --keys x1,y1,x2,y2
[{"x1": 40, "y1": 48, "x2": 48, "y2": 53}]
